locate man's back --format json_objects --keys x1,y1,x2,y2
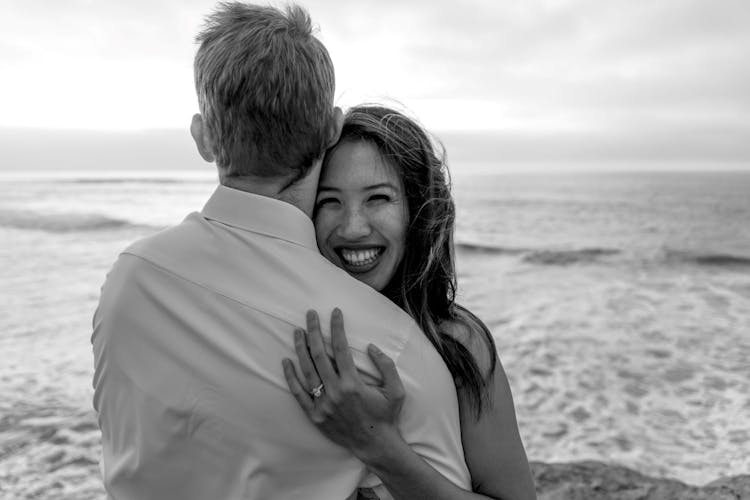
[{"x1": 92, "y1": 186, "x2": 470, "y2": 499}]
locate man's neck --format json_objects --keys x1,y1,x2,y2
[{"x1": 218, "y1": 161, "x2": 322, "y2": 219}]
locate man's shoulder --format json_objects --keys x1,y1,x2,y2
[
  {"x1": 123, "y1": 212, "x2": 205, "y2": 261},
  {"x1": 95, "y1": 214, "x2": 208, "y2": 305},
  {"x1": 104, "y1": 210, "x2": 424, "y2": 357}
]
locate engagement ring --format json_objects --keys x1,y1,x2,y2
[{"x1": 310, "y1": 383, "x2": 324, "y2": 399}]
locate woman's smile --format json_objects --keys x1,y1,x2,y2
[
  {"x1": 314, "y1": 139, "x2": 408, "y2": 292},
  {"x1": 337, "y1": 246, "x2": 385, "y2": 270}
]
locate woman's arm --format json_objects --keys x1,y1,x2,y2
[
  {"x1": 282, "y1": 309, "x2": 536, "y2": 500},
  {"x1": 447, "y1": 320, "x2": 537, "y2": 499}
]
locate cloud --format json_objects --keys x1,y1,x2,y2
[
  {"x1": 0, "y1": 0, "x2": 748, "y2": 161},
  {"x1": 314, "y1": 0, "x2": 750, "y2": 159}
]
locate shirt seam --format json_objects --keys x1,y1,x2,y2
[
  {"x1": 97, "y1": 356, "x2": 198, "y2": 417},
  {"x1": 121, "y1": 251, "x2": 401, "y2": 357}
]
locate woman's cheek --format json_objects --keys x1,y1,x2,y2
[
  {"x1": 375, "y1": 204, "x2": 408, "y2": 245},
  {"x1": 314, "y1": 211, "x2": 336, "y2": 251},
  {"x1": 373, "y1": 204, "x2": 401, "y2": 229}
]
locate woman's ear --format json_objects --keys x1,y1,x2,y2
[
  {"x1": 326, "y1": 107, "x2": 344, "y2": 148},
  {"x1": 190, "y1": 113, "x2": 216, "y2": 163}
]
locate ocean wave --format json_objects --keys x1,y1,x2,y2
[
  {"x1": 455, "y1": 242, "x2": 528, "y2": 255},
  {"x1": 65, "y1": 178, "x2": 210, "y2": 184},
  {"x1": 456, "y1": 240, "x2": 750, "y2": 270},
  {"x1": 522, "y1": 248, "x2": 622, "y2": 265},
  {"x1": 0, "y1": 209, "x2": 154, "y2": 233},
  {"x1": 456, "y1": 241, "x2": 622, "y2": 265},
  {"x1": 664, "y1": 249, "x2": 750, "y2": 269}
]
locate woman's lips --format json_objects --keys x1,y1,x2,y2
[{"x1": 337, "y1": 246, "x2": 385, "y2": 273}]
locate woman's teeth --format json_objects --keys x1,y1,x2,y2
[{"x1": 340, "y1": 248, "x2": 383, "y2": 267}]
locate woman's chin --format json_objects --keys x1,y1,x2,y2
[
  {"x1": 330, "y1": 251, "x2": 393, "y2": 292},
  {"x1": 340, "y1": 262, "x2": 391, "y2": 292},
  {"x1": 348, "y1": 269, "x2": 385, "y2": 292}
]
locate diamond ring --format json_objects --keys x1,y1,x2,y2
[{"x1": 310, "y1": 383, "x2": 324, "y2": 399}]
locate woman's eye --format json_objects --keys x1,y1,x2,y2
[
  {"x1": 368, "y1": 194, "x2": 391, "y2": 203},
  {"x1": 316, "y1": 197, "x2": 340, "y2": 208}
]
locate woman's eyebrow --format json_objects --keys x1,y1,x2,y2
[
  {"x1": 364, "y1": 182, "x2": 397, "y2": 190},
  {"x1": 318, "y1": 182, "x2": 397, "y2": 192}
]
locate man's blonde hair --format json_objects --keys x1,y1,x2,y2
[{"x1": 195, "y1": 2, "x2": 335, "y2": 179}]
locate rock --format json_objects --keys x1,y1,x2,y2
[
  {"x1": 706, "y1": 475, "x2": 750, "y2": 499},
  {"x1": 530, "y1": 461, "x2": 750, "y2": 500}
]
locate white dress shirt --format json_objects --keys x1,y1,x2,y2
[{"x1": 92, "y1": 185, "x2": 470, "y2": 499}]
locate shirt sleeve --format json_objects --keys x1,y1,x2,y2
[
  {"x1": 395, "y1": 327, "x2": 472, "y2": 488},
  {"x1": 91, "y1": 255, "x2": 238, "y2": 499},
  {"x1": 355, "y1": 321, "x2": 472, "y2": 494}
]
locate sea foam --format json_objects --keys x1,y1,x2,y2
[{"x1": 0, "y1": 208, "x2": 155, "y2": 233}]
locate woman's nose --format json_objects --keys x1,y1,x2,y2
[{"x1": 338, "y1": 208, "x2": 372, "y2": 240}]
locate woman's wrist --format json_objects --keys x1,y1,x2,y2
[{"x1": 351, "y1": 423, "x2": 406, "y2": 466}]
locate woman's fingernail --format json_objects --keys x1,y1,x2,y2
[
  {"x1": 368, "y1": 344, "x2": 381, "y2": 354},
  {"x1": 294, "y1": 329, "x2": 302, "y2": 340}
]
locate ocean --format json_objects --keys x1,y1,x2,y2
[{"x1": 1, "y1": 169, "x2": 749, "y2": 498}]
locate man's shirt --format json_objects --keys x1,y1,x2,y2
[{"x1": 92, "y1": 185, "x2": 471, "y2": 500}]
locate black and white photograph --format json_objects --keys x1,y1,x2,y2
[{"x1": 1, "y1": 1, "x2": 749, "y2": 499}]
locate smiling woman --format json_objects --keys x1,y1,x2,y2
[
  {"x1": 285, "y1": 105, "x2": 537, "y2": 500},
  {"x1": 315, "y1": 139, "x2": 409, "y2": 291}
]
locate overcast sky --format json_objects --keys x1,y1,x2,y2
[{"x1": 2, "y1": 0, "x2": 749, "y2": 165}]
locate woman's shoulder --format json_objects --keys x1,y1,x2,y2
[{"x1": 439, "y1": 308, "x2": 496, "y2": 380}]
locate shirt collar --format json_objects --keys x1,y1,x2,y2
[{"x1": 201, "y1": 185, "x2": 318, "y2": 250}]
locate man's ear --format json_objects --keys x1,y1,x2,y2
[
  {"x1": 190, "y1": 113, "x2": 216, "y2": 163},
  {"x1": 326, "y1": 107, "x2": 344, "y2": 148}
]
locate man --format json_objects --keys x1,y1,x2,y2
[{"x1": 92, "y1": 3, "x2": 470, "y2": 499}]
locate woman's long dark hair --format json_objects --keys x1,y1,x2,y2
[{"x1": 329, "y1": 105, "x2": 498, "y2": 418}]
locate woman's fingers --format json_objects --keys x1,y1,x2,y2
[
  {"x1": 305, "y1": 310, "x2": 338, "y2": 385},
  {"x1": 330, "y1": 308, "x2": 357, "y2": 378},
  {"x1": 368, "y1": 344, "x2": 405, "y2": 403},
  {"x1": 293, "y1": 328, "x2": 321, "y2": 392},
  {"x1": 282, "y1": 358, "x2": 315, "y2": 414}
]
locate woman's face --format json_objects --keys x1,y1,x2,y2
[{"x1": 314, "y1": 139, "x2": 408, "y2": 292}]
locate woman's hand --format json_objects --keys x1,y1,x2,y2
[
  {"x1": 282, "y1": 308, "x2": 406, "y2": 461},
  {"x1": 282, "y1": 309, "x2": 530, "y2": 500}
]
